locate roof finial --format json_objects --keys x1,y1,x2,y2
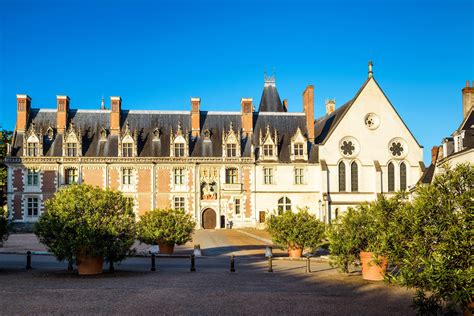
[
  {"x1": 368, "y1": 60, "x2": 373, "y2": 78},
  {"x1": 264, "y1": 68, "x2": 276, "y2": 87},
  {"x1": 100, "y1": 96, "x2": 105, "y2": 110}
]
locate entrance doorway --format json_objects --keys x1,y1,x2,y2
[{"x1": 202, "y1": 208, "x2": 217, "y2": 229}]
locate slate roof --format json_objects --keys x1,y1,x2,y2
[
  {"x1": 258, "y1": 83, "x2": 285, "y2": 112},
  {"x1": 418, "y1": 163, "x2": 436, "y2": 184},
  {"x1": 457, "y1": 110, "x2": 474, "y2": 150},
  {"x1": 314, "y1": 99, "x2": 353, "y2": 144}
]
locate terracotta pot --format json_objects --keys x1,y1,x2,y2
[
  {"x1": 360, "y1": 251, "x2": 388, "y2": 281},
  {"x1": 288, "y1": 247, "x2": 303, "y2": 258},
  {"x1": 158, "y1": 241, "x2": 175, "y2": 255},
  {"x1": 463, "y1": 296, "x2": 474, "y2": 316},
  {"x1": 76, "y1": 254, "x2": 104, "y2": 275}
]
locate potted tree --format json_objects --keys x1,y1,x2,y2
[
  {"x1": 266, "y1": 207, "x2": 325, "y2": 258},
  {"x1": 34, "y1": 184, "x2": 136, "y2": 275},
  {"x1": 137, "y1": 208, "x2": 195, "y2": 255}
]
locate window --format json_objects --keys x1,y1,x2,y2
[
  {"x1": 174, "y1": 168, "x2": 185, "y2": 185},
  {"x1": 264, "y1": 168, "x2": 274, "y2": 185},
  {"x1": 263, "y1": 144, "x2": 274, "y2": 157},
  {"x1": 125, "y1": 197, "x2": 135, "y2": 211},
  {"x1": 351, "y1": 162, "x2": 358, "y2": 192},
  {"x1": 226, "y1": 143, "x2": 237, "y2": 157},
  {"x1": 65, "y1": 168, "x2": 78, "y2": 185},
  {"x1": 294, "y1": 168, "x2": 304, "y2": 185},
  {"x1": 174, "y1": 143, "x2": 185, "y2": 157},
  {"x1": 225, "y1": 168, "x2": 238, "y2": 184},
  {"x1": 173, "y1": 196, "x2": 185, "y2": 211},
  {"x1": 235, "y1": 198, "x2": 241, "y2": 215},
  {"x1": 66, "y1": 142, "x2": 78, "y2": 157},
  {"x1": 26, "y1": 142, "x2": 39, "y2": 157},
  {"x1": 400, "y1": 162, "x2": 407, "y2": 191},
  {"x1": 27, "y1": 169, "x2": 39, "y2": 186},
  {"x1": 338, "y1": 162, "x2": 346, "y2": 192},
  {"x1": 122, "y1": 142, "x2": 133, "y2": 157},
  {"x1": 27, "y1": 197, "x2": 39, "y2": 217},
  {"x1": 122, "y1": 168, "x2": 134, "y2": 186},
  {"x1": 388, "y1": 162, "x2": 395, "y2": 192},
  {"x1": 277, "y1": 197, "x2": 291, "y2": 215},
  {"x1": 294, "y1": 143, "x2": 304, "y2": 158}
]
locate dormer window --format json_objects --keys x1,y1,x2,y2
[
  {"x1": 25, "y1": 123, "x2": 42, "y2": 157},
  {"x1": 66, "y1": 142, "x2": 77, "y2": 157},
  {"x1": 122, "y1": 142, "x2": 133, "y2": 157},
  {"x1": 294, "y1": 143, "x2": 304, "y2": 157},
  {"x1": 290, "y1": 127, "x2": 307, "y2": 161},
  {"x1": 226, "y1": 143, "x2": 237, "y2": 157},
  {"x1": 26, "y1": 140, "x2": 39, "y2": 157},
  {"x1": 63, "y1": 123, "x2": 82, "y2": 157},
  {"x1": 119, "y1": 122, "x2": 137, "y2": 158},
  {"x1": 174, "y1": 142, "x2": 185, "y2": 157},
  {"x1": 222, "y1": 122, "x2": 240, "y2": 158},
  {"x1": 263, "y1": 144, "x2": 274, "y2": 157},
  {"x1": 170, "y1": 121, "x2": 189, "y2": 158},
  {"x1": 259, "y1": 125, "x2": 278, "y2": 161}
]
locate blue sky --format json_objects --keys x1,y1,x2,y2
[{"x1": 0, "y1": 0, "x2": 472, "y2": 164}]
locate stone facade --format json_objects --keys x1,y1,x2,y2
[{"x1": 5, "y1": 63, "x2": 425, "y2": 228}]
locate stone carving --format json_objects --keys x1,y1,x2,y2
[{"x1": 200, "y1": 167, "x2": 219, "y2": 200}]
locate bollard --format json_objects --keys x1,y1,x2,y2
[
  {"x1": 190, "y1": 254, "x2": 196, "y2": 272},
  {"x1": 26, "y1": 251, "x2": 32, "y2": 270},
  {"x1": 306, "y1": 257, "x2": 311, "y2": 273},
  {"x1": 151, "y1": 253, "x2": 156, "y2": 271},
  {"x1": 230, "y1": 254, "x2": 235, "y2": 272},
  {"x1": 109, "y1": 260, "x2": 115, "y2": 273},
  {"x1": 268, "y1": 256, "x2": 273, "y2": 273},
  {"x1": 67, "y1": 259, "x2": 73, "y2": 271}
]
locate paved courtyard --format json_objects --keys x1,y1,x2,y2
[{"x1": 0, "y1": 230, "x2": 416, "y2": 315}]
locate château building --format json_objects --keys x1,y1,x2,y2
[{"x1": 5, "y1": 63, "x2": 424, "y2": 229}]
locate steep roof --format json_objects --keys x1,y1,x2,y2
[{"x1": 258, "y1": 76, "x2": 286, "y2": 112}]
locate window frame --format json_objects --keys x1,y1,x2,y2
[
  {"x1": 225, "y1": 168, "x2": 238, "y2": 184},
  {"x1": 388, "y1": 162, "x2": 395, "y2": 192},
  {"x1": 65, "y1": 168, "x2": 79, "y2": 185},
  {"x1": 27, "y1": 196, "x2": 39, "y2": 217},
  {"x1": 400, "y1": 162, "x2": 407, "y2": 191},
  {"x1": 234, "y1": 198, "x2": 241, "y2": 215},
  {"x1": 350, "y1": 161, "x2": 358, "y2": 192},
  {"x1": 173, "y1": 196, "x2": 185, "y2": 212},
  {"x1": 294, "y1": 167, "x2": 304, "y2": 185},
  {"x1": 66, "y1": 142, "x2": 78, "y2": 157},
  {"x1": 277, "y1": 197, "x2": 291, "y2": 215},
  {"x1": 27, "y1": 169, "x2": 39, "y2": 187},
  {"x1": 226, "y1": 143, "x2": 237, "y2": 157},
  {"x1": 26, "y1": 141, "x2": 39, "y2": 157},
  {"x1": 263, "y1": 144, "x2": 274, "y2": 157},
  {"x1": 174, "y1": 142, "x2": 185, "y2": 157},
  {"x1": 263, "y1": 167, "x2": 274, "y2": 185},
  {"x1": 174, "y1": 168, "x2": 185, "y2": 185},
  {"x1": 122, "y1": 168, "x2": 134, "y2": 186},
  {"x1": 294, "y1": 143, "x2": 304, "y2": 158},
  {"x1": 338, "y1": 161, "x2": 346, "y2": 192}
]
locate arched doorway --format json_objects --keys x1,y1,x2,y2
[{"x1": 202, "y1": 208, "x2": 216, "y2": 229}]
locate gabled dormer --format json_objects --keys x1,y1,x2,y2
[
  {"x1": 170, "y1": 121, "x2": 189, "y2": 158},
  {"x1": 63, "y1": 122, "x2": 82, "y2": 157},
  {"x1": 290, "y1": 127, "x2": 307, "y2": 161},
  {"x1": 119, "y1": 121, "x2": 137, "y2": 157},
  {"x1": 222, "y1": 122, "x2": 241, "y2": 158},
  {"x1": 24, "y1": 123, "x2": 43, "y2": 157},
  {"x1": 259, "y1": 125, "x2": 278, "y2": 161}
]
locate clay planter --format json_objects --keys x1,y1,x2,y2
[
  {"x1": 360, "y1": 251, "x2": 388, "y2": 281},
  {"x1": 158, "y1": 241, "x2": 175, "y2": 255},
  {"x1": 288, "y1": 247, "x2": 303, "y2": 258},
  {"x1": 76, "y1": 254, "x2": 104, "y2": 275}
]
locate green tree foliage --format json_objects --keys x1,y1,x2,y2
[
  {"x1": 0, "y1": 128, "x2": 13, "y2": 207},
  {"x1": 390, "y1": 163, "x2": 473, "y2": 312},
  {"x1": 327, "y1": 194, "x2": 406, "y2": 273},
  {"x1": 34, "y1": 184, "x2": 136, "y2": 263},
  {"x1": 137, "y1": 208, "x2": 195, "y2": 246},
  {"x1": 266, "y1": 207, "x2": 325, "y2": 250},
  {"x1": 0, "y1": 207, "x2": 12, "y2": 242}
]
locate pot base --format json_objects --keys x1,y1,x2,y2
[
  {"x1": 360, "y1": 251, "x2": 387, "y2": 281},
  {"x1": 76, "y1": 255, "x2": 104, "y2": 275}
]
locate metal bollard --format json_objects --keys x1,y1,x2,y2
[
  {"x1": 190, "y1": 254, "x2": 196, "y2": 272},
  {"x1": 26, "y1": 251, "x2": 32, "y2": 270},
  {"x1": 306, "y1": 257, "x2": 311, "y2": 273},
  {"x1": 109, "y1": 260, "x2": 115, "y2": 273},
  {"x1": 230, "y1": 254, "x2": 235, "y2": 272},
  {"x1": 67, "y1": 259, "x2": 73, "y2": 271},
  {"x1": 151, "y1": 253, "x2": 156, "y2": 271},
  {"x1": 268, "y1": 256, "x2": 273, "y2": 273}
]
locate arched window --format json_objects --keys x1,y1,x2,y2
[
  {"x1": 277, "y1": 197, "x2": 291, "y2": 215},
  {"x1": 400, "y1": 162, "x2": 407, "y2": 191},
  {"x1": 388, "y1": 162, "x2": 395, "y2": 192},
  {"x1": 351, "y1": 161, "x2": 358, "y2": 192},
  {"x1": 338, "y1": 161, "x2": 346, "y2": 192}
]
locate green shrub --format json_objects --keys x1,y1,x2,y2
[
  {"x1": 34, "y1": 184, "x2": 136, "y2": 263},
  {"x1": 266, "y1": 207, "x2": 325, "y2": 251},
  {"x1": 0, "y1": 207, "x2": 11, "y2": 243},
  {"x1": 137, "y1": 208, "x2": 195, "y2": 246}
]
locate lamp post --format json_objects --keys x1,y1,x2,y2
[
  {"x1": 322, "y1": 193, "x2": 328, "y2": 224},
  {"x1": 318, "y1": 199, "x2": 322, "y2": 222}
]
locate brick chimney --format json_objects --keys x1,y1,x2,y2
[
  {"x1": 303, "y1": 85, "x2": 315, "y2": 141},
  {"x1": 462, "y1": 80, "x2": 474, "y2": 119},
  {"x1": 56, "y1": 96, "x2": 70, "y2": 133},
  {"x1": 325, "y1": 99, "x2": 336, "y2": 115},
  {"x1": 241, "y1": 98, "x2": 253, "y2": 136},
  {"x1": 283, "y1": 99, "x2": 288, "y2": 112},
  {"x1": 16, "y1": 94, "x2": 31, "y2": 133},
  {"x1": 191, "y1": 97, "x2": 201, "y2": 137},
  {"x1": 431, "y1": 146, "x2": 439, "y2": 164},
  {"x1": 110, "y1": 96, "x2": 121, "y2": 135}
]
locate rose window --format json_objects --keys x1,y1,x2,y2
[
  {"x1": 390, "y1": 142, "x2": 404, "y2": 157},
  {"x1": 340, "y1": 141, "x2": 355, "y2": 156},
  {"x1": 364, "y1": 113, "x2": 379, "y2": 130}
]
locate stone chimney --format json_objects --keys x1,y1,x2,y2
[
  {"x1": 191, "y1": 97, "x2": 201, "y2": 137},
  {"x1": 283, "y1": 99, "x2": 288, "y2": 112},
  {"x1": 56, "y1": 96, "x2": 70, "y2": 133},
  {"x1": 431, "y1": 146, "x2": 439, "y2": 164},
  {"x1": 325, "y1": 99, "x2": 336, "y2": 115},
  {"x1": 303, "y1": 85, "x2": 315, "y2": 141},
  {"x1": 241, "y1": 98, "x2": 253, "y2": 136},
  {"x1": 16, "y1": 94, "x2": 31, "y2": 133},
  {"x1": 462, "y1": 80, "x2": 474, "y2": 119},
  {"x1": 110, "y1": 96, "x2": 122, "y2": 135}
]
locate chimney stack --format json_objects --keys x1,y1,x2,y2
[
  {"x1": 462, "y1": 80, "x2": 474, "y2": 119},
  {"x1": 191, "y1": 97, "x2": 201, "y2": 137},
  {"x1": 431, "y1": 146, "x2": 439, "y2": 164},
  {"x1": 16, "y1": 94, "x2": 31, "y2": 133},
  {"x1": 283, "y1": 99, "x2": 288, "y2": 112},
  {"x1": 241, "y1": 98, "x2": 253, "y2": 137},
  {"x1": 56, "y1": 95, "x2": 70, "y2": 133},
  {"x1": 110, "y1": 96, "x2": 122, "y2": 135},
  {"x1": 303, "y1": 85, "x2": 315, "y2": 141},
  {"x1": 325, "y1": 99, "x2": 336, "y2": 115}
]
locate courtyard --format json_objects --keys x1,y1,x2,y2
[{"x1": 0, "y1": 229, "x2": 415, "y2": 315}]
